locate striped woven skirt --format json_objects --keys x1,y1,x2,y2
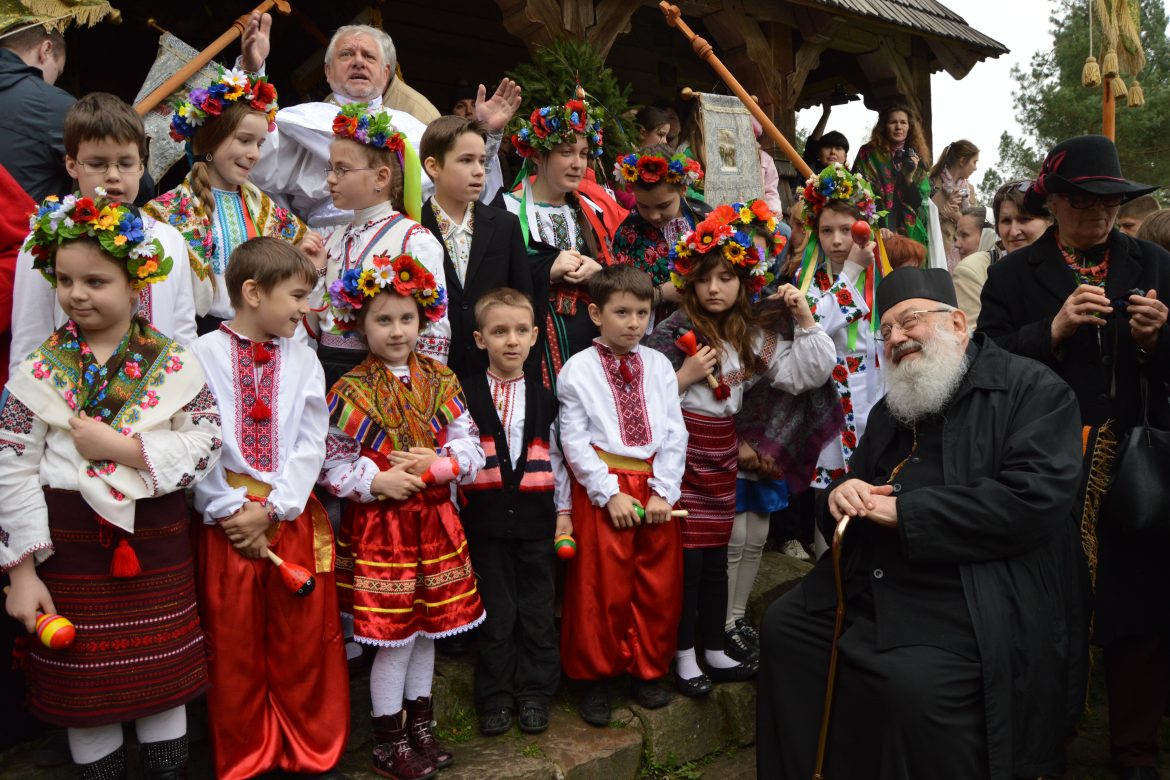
[
  {"x1": 678, "y1": 411, "x2": 738, "y2": 548},
  {"x1": 28, "y1": 489, "x2": 208, "y2": 728}
]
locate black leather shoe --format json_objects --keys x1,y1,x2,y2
[
  {"x1": 674, "y1": 672, "x2": 713, "y2": 698},
  {"x1": 631, "y1": 677, "x2": 671, "y2": 709},
  {"x1": 479, "y1": 706, "x2": 513, "y2": 736},
  {"x1": 518, "y1": 700, "x2": 550, "y2": 733},
  {"x1": 706, "y1": 657, "x2": 759, "y2": 683},
  {"x1": 724, "y1": 627, "x2": 759, "y2": 663},
  {"x1": 579, "y1": 683, "x2": 611, "y2": 727}
]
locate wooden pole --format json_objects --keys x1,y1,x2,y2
[
  {"x1": 659, "y1": 2, "x2": 813, "y2": 181},
  {"x1": 134, "y1": 0, "x2": 292, "y2": 117},
  {"x1": 813, "y1": 515, "x2": 852, "y2": 780},
  {"x1": 1102, "y1": 78, "x2": 1115, "y2": 140}
]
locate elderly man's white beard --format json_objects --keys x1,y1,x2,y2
[{"x1": 883, "y1": 321, "x2": 970, "y2": 426}]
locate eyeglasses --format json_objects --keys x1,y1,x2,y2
[
  {"x1": 77, "y1": 159, "x2": 143, "y2": 175},
  {"x1": 876, "y1": 309, "x2": 952, "y2": 342},
  {"x1": 1059, "y1": 192, "x2": 1125, "y2": 209},
  {"x1": 324, "y1": 165, "x2": 374, "y2": 178}
]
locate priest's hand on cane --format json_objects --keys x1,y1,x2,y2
[{"x1": 828, "y1": 478, "x2": 898, "y2": 527}]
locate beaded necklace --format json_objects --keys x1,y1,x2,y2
[{"x1": 1056, "y1": 230, "x2": 1109, "y2": 288}]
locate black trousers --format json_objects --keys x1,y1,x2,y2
[
  {"x1": 757, "y1": 581, "x2": 987, "y2": 780},
  {"x1": 468, "y1": 536, "x2": 559, "y2": 709},
  {"x1": 677, "y1": 545, "x2": 728, "y2": 654}
]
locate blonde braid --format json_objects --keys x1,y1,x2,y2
[{"x1": 189, "y1": 161, "x2": 215, "y2": 218}]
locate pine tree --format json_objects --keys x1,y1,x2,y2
[
  {"x1": 979, "y1": 0, "x2": 1170, "y2": 203},
  {"x1": 506, "y1": 38, "x2": 636, "y2": 176}
]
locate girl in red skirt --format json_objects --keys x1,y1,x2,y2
[
  {"x1": 646, "y1": 200, "x2": 837, "y2": 695},
  {"x1": 319, "y1": 252, "x2": 484, "y2": 779},
  {"x1": 0, "y1": 196, "x2": 221, "y2": 777}
]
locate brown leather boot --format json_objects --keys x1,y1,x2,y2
[
  {"x1": 371, "y1": 711, "x2": 435, "y2": 780},
  {"x1": 404, "y1": 696, "x2": 454, "y2": 768}
]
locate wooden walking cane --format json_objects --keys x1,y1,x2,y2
[
  {"x1": 812, "y1": 515, "x2": 852, "y2": 780},
  {"x1": 659, "y1": 2, "x2": 813, "y2": 181},
  {"x1": 134, "y1": 0, "x2": 292, "y2": 117}
]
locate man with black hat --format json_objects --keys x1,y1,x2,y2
[
  {"x1": 757, "y1": 266, "x2": 1087, "y2": 780},
  {"x1": 979, "y1": 135, "x2": 1170, "y2": 780}
]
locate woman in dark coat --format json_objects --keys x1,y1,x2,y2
[{"x1": 978, "y1": 134, "x2": 1170, "y2": 780}]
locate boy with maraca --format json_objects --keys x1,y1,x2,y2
[{"x1": 459, "y1": 287, "x2": 570, "y2": 736}]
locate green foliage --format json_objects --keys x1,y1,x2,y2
[
  {"x1": 434, "y1": 707, "x2": 477, "y2": 744},
  {"x1": 506, "y1": 37, "x2": 637, "y2": 174},
  {"x1": 983, "y1": 0, "x2": 1170, "y2": 203}
]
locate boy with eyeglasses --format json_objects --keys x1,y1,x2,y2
[{"x1": 9, "y1": 92, "x2": 197, "y2": 373}]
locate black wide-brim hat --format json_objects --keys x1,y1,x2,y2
[{"x1": 1024, "y1": 134, "x2": 1158, "y2": 213}]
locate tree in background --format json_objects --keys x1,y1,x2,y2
[
  {"x1": 979, "y1": 0, "x2": 1170, "y2": 203},
  {"x1": 506, "y1": 38, "x2": 636, "y2": 179}
]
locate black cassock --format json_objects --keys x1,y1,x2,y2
[{"x1": 757, "y1": 335, "x2": 1088, "y2": 780}]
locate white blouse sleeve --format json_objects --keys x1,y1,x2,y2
[
  {"x1": 268, "y1": 362, "x2": 327, "y2": 521},
  {"x1": 8, "y1": 247, "x2": 56, "y2": 377},
  {"x1": 0, "y1": 391, "x2": 53, "y2": 570},
  {"x1": 807, "y1": 272, "x2": 869, "y2": 338},
  {"x1": 550, "y1": 422, "x2": 573, "y2": 514},
  {"x1": 136, "y1": 382, "x2": 223, "y2": 497},
  {"x1": 406, "y1": 229, "x2": 452, "y2": 365},
  {"x1": 760, "y1": 326, "x2": 838, "y2": 395},
  {"x1": 646, "y1": 366, "x2": 688, "y2": 505},
  {"x1": 556, "y1": 364, "x2": 618, "y2": 507},
  {"x1": 318, "y1": 428, "x2": 379, "y2": 503},
  {"x1": 442, "y1": 412, "x2": 485, "y2": 482}
]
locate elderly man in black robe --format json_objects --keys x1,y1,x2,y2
[{"x1": 757, "y1": 267, "x2": 1087, "y2": 780}]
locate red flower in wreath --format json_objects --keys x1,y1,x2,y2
[
  {"x1": 511, "y1": 133, "x2": 534, "y2": 158},
  {"x1": 710, "y1": 204, "x2": 737, "y2": 225},
  {"x1": 835, "y1": 289, "x2": 853, "y2": 306},
  {"x1": 391, "y1": 254, "x2": 421, "y2": 290},
  {"x1": 250, "y1": 80, "x2": 277, "y2": 110},
  {"x1": 831, "y1": 364, "x2": 849, "y2": 383},
  {"x1": 635, "y1": 156, "x2": 668, "y2": 183},
  {"x1": 529, "y1": 108, "x2": 551, "y2": 138},
  {"x1": 332, "y1": 114, "x2": 358, "y2": 136},
  {"x1": 73, "y1": 198, "x2": 98, "y2": 222},
  {"x1": 565, "y1": 99, "x2": 587, "y2": 132},
  {"x1": 750, "y1": 200, "x2": 775, "y2": 222},
  {"x1": 202, "y1": 97, "x2": 224, "y2": 117},
  {"x1": 691, "y1": 219, "x2": 731, "y2": 254}
]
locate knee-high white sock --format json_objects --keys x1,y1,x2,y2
[
  {"x1": 135, "y1": 704, "x2": 187, "y2": 743},
  {"x1": 404, "y1": 636, "x2": 435, "y2": 700},
  {"x1": 727, "y1": 511, "x2": 770, "y2": 630},
  {"x1": 725, "y1": 511, "x2": 750, "y2": 631},
  {"x1": 371, "y1": 643, "x2": 414, "y2": 716},
  {"x1": 68, "y1": 723, "x2": 123, "y2": 765},
  {"x1": 675, "y1": 647, "x2": 702, "y2": 680}
]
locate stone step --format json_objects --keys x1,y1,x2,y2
[{"x1": 0, "y1": 551, "x2": 809, "y2": 779}]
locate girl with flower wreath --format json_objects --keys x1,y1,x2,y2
[
  {"x1": 0, "y1": 196, "x2": 222, "y2": 778},
  {"x1": 502, "y1": 96, "x2": 626, "y2": 393},
  {"x1": 310, "y1": 103, "x2": 450, "y2": 390},
  {"x1": 144, "y1": 68, "x2": 324, "y2": 334},
  {"x1": 794, "y1": 163, "x2": 886, "y2": 499},
  {"x1": 611, "y1": 144, "x2": 709, "y2": 322},
  {"x1": 318, "y1": 251, "x2": 484, "y2": 780},
  {"x1": 644, "y1": 200, "x2": 837, "y2": 696}
]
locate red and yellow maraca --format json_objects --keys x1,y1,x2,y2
[{"x1": 3, "y1": 587, "x2": 76, "y2": 649}]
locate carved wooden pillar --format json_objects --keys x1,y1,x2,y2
[{"x1": 495, "y1": 0, "x2": 637, "y2": 59}]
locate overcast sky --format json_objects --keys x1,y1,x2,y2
[{"x1": 796, "y1": 0, "x2": 1058, "y2": 182}]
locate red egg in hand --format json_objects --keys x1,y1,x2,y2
[{"x1": 850, "y1": 221, "x2": 871, "y2": 245}]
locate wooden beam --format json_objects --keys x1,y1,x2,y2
[
  {"x1": 926, "y1": 38, "x2": 980, "y2": 80},
  {"x1": 496, "y1": 0, "x2": 561, "y2": 48},
  {"x1": 588, "y1": 0, "x2": 638, "y2": 60},
  {"x1": 703, "y1": 4, "x2": 786, "y2": 116}
]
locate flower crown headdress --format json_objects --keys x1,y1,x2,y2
[
  {"x1": 798, "y1": 162, "x2": 881, "y2": 231},
  {"x1": 510, "y1": 98, "x2": 604, "y2": 159},
  {"x1": 668, "y1": 199, "x2": 785, "y2": 298},
  {"x1": 328, "y1": 253, "x2": 447, "y2": 332},
  {"x1": 331, "y1": 103, "x2": 423, "y2": 221},
  {"x1": 614, "y1": 152, "x2": 703, "y2": 189},
  {"x1": 24, "y1": 193, "x2": 172, "y2": 290},
  {"x1": 169, "y1": 68, "x2": 278, "y2": 142}
]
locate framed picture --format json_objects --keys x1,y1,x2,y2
[{"x1": 692, "y1": 93, "x2": 763, "y2": 206}]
